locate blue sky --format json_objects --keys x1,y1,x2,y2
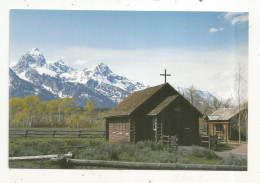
[
  {"x1": 10, "y1": 10, "x2": 248, "y2": 100},
  {"x1": 10, "y1": 10, "x2": 248, "y2": 52}
]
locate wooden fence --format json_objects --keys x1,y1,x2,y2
[
  {"x1": 9, "y1": 152, "x2": 74, "y2": 161},
  {"x1": 9, "y1": 129, "x2": 105, "y2": 138}
]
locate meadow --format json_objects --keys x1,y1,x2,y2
[{"x1": 9, "y1": 137, "x2": 247, "y2": 169}]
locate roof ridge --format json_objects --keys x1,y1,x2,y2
[
  {"x1": 208, "y1": 107, "x2": 245, "y2": 120},
  {"x1": 129, "y1": 83, "x2": 167, "y2": 114},
  {"x1": 106, "y1": 83, "x2": 168, "y2": 118}
]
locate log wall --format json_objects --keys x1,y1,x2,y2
[{"x1": 106, "y1": 117, "x2": 130, "y2": 142}]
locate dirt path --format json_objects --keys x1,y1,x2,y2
[
  {"x1": 179, "y1": 143, "x2": 248, "y2": 160},
  {"x1": 215, "y1": 143, "x2": 247, "y2": 160},
  {"x1": 229, "y1": 143, "x2": 247, "y2": 156}
]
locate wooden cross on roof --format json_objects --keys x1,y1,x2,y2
[{"x1": 160, "y1": 69, "x2": 171, "y2": 83}]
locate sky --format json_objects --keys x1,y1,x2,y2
[{"x1": 9, "y1": 10, "x2": 248, "y2": 100}]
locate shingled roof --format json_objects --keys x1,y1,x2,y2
[
  {"x1": 208, "y1": 108, "x2": 242, "y2": 121},
  {"x1": 148, "y1": 95, "x2": 179, "y2": 116},
  {"x1": 106, "y1": 83, "x2": 166, "y2": 118}
]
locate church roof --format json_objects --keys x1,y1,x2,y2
[
  {"x1": 148, "y1": 95, "x2": 179, "y2": 116},
  {"x1": 105, "y1": 83, "x2": 166, "y2": 118}
]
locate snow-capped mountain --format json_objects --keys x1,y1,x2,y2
[
  {"x1": 10, "y1": 48, "x2": 218, "y2": 109},
  {"x1": 59, "y1": 62, "x2": 146, "y2": 103},
  {"x1": 176, "y1": 86, "x2": 217, "y2": 105},
  {"x1": 10, "y1": 48, "x2": 146, "y2": 107},
  {"x1": 9, "y1": 68, "x2": 57, "y2": 101},
  {"x1": 48, "y1": 59, "x2": 75, "y2": 75}
]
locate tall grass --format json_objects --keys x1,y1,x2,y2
[
  {"x1": 80, "y1": 141, "x2": 217, "y2": 164},
  {"x1": 9, "y1": 138, "x2": 105, "y2": 157},
  {"x1": 221, "y1": 153, "x2": 247, "y2": 166},
  {"x1": 9, "y1": 138, "x2": 246, "y2": 168},
  {"x1": 190, "y1": 145, "x2": 220, "y2": 159}
]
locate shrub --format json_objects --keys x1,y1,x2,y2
[
  {"x1": 150, "y1": 140, "x2": 165, "y2": 151},
  {"x1": 136, "y1": 140, "x2": 165, "y2": 151},
  {"x1": 118, "y1": 152, "x2": 136, "y2": 162},
  {"x1": 221, "y1": 153, "x2": 247, "y2": 166},
  {"x1": 190, "y1": 145, "x2": 220, "y2": 160},
  {"x1": 10, "y1": 138, "x2": 229, "y2": 168},
  {"x1": 134, "y1": 147, "x2": 153, "y2": 162}
]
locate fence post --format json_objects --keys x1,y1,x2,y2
[
  {"x1": 50, "y1": 152, "x2": 75, "y2": 168},
  {"x1": 209, "y1": 135, "x2": 211, "y2": 150},
  {"x1": 169, "y1": 136, "x2": 171, "y2": 148},
  {"x1": 53, "y1": 130, "x2": 56, "y2": 138},
  {"x1": 78, "y1": 131, "x2": 82, "y2": 138},
  {"x1": 25, "y1": 130, "x2": 28, "y2": 138}
]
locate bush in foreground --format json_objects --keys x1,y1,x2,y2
[
  {"x1": 80, "y1": 140, "x2": 218, "y2": 164},
  {"x1": 190, "y1": 145, "x2": 220, "y2": 160},
  {"x1": 221, "y1": 153, "x2": 247, "y2": 166}
]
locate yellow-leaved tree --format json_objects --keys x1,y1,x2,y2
[
  {"x1": 81, "y1": 99, "x2": 96, "y2": 127},
  {"x1": 23, "y1": 95, "x2": 42, "y2": 127},
  {"x1": 9, "y1": 97, "x2": 25, "y2": 127}
]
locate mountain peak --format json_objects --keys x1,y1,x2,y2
[
  {"x1": 48, "y1": 59, "x2": 75, "y2": 74},
  {"x1": 12, "y1": 48, "x2": 47, "y2": 73},
  {"x1": 27, "y1": 48, "x2": 43, "y2": 58},
  {"x1": 23, "y1": 48, "x2": 46, "y2": 66},
  {"x1": 97, "y1": 62, "x2": 108, "y2": 69},
  {"x1": 29, "y1": 48, "x2": 40, "y2": 53},
  {"x1": 94, "y1": 62, "x2": 112, "y2": 75},
  {"x1": 51, "y1": 59, "x2": 65, "y2": 65}
]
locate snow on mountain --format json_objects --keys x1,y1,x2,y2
[
  {"x1": 56, "y1": 62, "x2": 147, "y2": 103},
  {"x1": 10, "y1": 49, "x2": 147, "y2": 107},
  {"x1": 12, "y1": 48, "x2": 58, "y2": 82},
  {"x1": 12, "y1": 48, "x2": 46, "y2": 73},
  {"x1": 176, "y1": 86, "x2": 217, "y2": 105},
  {"x1": 9, "y1": 68, "x2": 58, "y2": 101},
  {"x1": 47, "y1": 59, "x2": 75, "y2": 74},
  {"x1": 60, "y1": 62, "x2": 146, "y2": 94},
  {"x1": 35, "y1": 67, "x2": 57, "y2": 77},
  {"x1": 10, "y1": 48, "x2": 217, "y2": 108}
]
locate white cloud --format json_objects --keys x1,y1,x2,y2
[
  {"x1": 231, "y1": 14, "x2": 249, "y2": 25},
  {"x1": 221, "y1": 12, "x2": 248, "y2": 26},
  {"x1": 223, "y1": 12, "x2": 243, "y2": 20},
  {"x1": 209, "y1": 28, "x2": 218, "y2": 33},
  {"x1": 209, "y1": 27, "x2": 224, "y2": 33}
]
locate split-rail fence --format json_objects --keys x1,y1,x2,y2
[{"x1": 9, "y1": 128, "x2": 105, "y2": 139}]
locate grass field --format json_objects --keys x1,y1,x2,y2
[{"x1": 9, "y1": 137, "x2": 247, "y2": 169}]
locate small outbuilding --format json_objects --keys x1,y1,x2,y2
[
  {"x1": 205, "y1": 108, "x2": 248, "y2": 141},
  {"x1": 105, "y1": 83, "x2": 203, "y2": 145}
]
